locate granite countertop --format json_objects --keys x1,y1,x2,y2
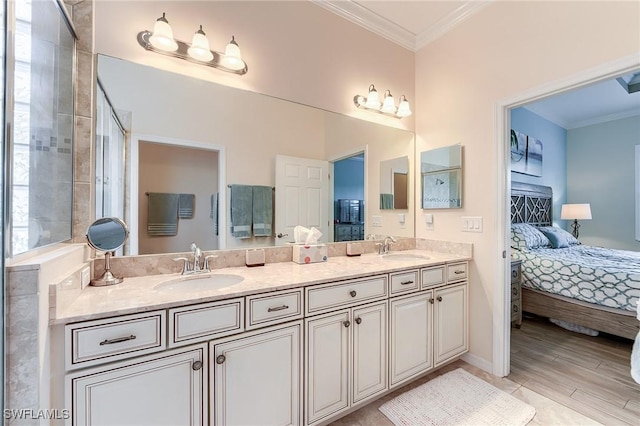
[{"x1": 52, "y1": 250, "x2": 470, "y2": 325}]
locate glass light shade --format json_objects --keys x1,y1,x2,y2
[
  {"x1": 396, "y1": 96, "x2": 412, "y2": 117},
  {"x1": 560, "y1": 203, "x2": 592, "y2": 220},
  {"x1": 364, "y1": 85, "x2": 381, "y2": 110},
  {"x1": 148, "y1": 13, "x2": 178, "y2": 52},
  {"x1": 220, "y1": 36, "x2": 246, "y2": 71},
  {"x1": 187, "y1": 26, "x2": 213, "y2": 62},
  {"x1": 380, "y1": 91, "x2": 396, "y2": 114}
]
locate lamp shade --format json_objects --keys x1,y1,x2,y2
[
  {"x1": 396, "y1": 95, "x2": 412, "y2": 117},
  {"x1": 560, "y1": 203, "x2": 592, "y2": 220},
  {"x1": 380, "y1": 90, "x2": 396, "y2": 114},
  {"x1": 220, "y1": 36, "x2": 246, "y2": 71},
  {"x1": 148, "y1": 13, "x2": 178, "y2": 52},
  {"x1": 187, "y1": 25, "x2": 214, "y2": 62},
  {"x1": 364, "y1": 84, "x2": 381, "y2": 109}
]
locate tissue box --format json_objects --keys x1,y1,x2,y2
[{"x1": 292, "y1": 244, "x2": 328, "y2": 264}]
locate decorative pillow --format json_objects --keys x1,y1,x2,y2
[
  {"x1": 538, "y1": 227, "x2": 569, "y2": 249},
  {"x1": 538, "y1": 226, "x2": 580, "y2": 246},
  {"x1": 510, "y1": 223, "x2": 550, "y2": 250}
]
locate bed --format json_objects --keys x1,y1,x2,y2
[{"x1": 510, "y1": 181, "x2": 640, "y2": 339}]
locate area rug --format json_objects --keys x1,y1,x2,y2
[{"x1": 379, "y1": 368, "x2": 536, "y2": 426}]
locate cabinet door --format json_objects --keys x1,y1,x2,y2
[
  {"x1": 305, "y1": 311, "x2": 350, "y2": 425},
  {"x1": 434, "y1": 283, "x2": 468, "y2": 366},
  {"x1": 352, "y1": 301, "x2": 387, "y2": 404},
  {"x1": 213, "y1": 323, "x2": 302, "y2": 426},
  {"x1": 69, "y1": 345, "x2": 206, "y2": 426},
  {"x1": 389, "y1": 292, "x2": 433, "y2": 388}
]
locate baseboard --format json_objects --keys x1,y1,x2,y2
[{"x1": 461, "y1": 352, "x2": 493, "y2": 374}]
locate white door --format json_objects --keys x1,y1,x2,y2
[
  {"x1": 389, "y1": 292, "x2": 433, "y2": 388},
  {"x1": 212, "y1": 323, "x2": 302, "y2": 426},
  {"x1": 352, "y1": 301, "x2": 387, "y2": 404},
  {"x1": 434, "y1": 283, "x2": 468, "y2": 366},
  {"x1": 305, "y1": 311, "x2": 350, "y2": 425},
  {"x1": 275, "y1": 155, "x2": 329, "y2": 245},
  {"x1": 69, "y1": 345, "x2": 207, "y2": 426}
]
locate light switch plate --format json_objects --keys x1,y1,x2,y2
[
  {"x1": 461, "y1": 216, "x2": 483, "y2": 233},
  {"x1": 371, "y1": 215, "x2": 382, "y2": 227},
  {"x1": 398, "y1": 213, "x2": 405, "y2": 224}
]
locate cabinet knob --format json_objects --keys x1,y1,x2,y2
[
  {"x1": 512, "y1": 270, "x2": 518, "y2": 279},
  {"x1": 429, "y1": 298, "x2": 434, "y2": 304},
  {"x1": 355, "y1": 317, "x2": 362, "y2": 325},
  {"x1": 349, "y1": 290, "x2": 357, "y2": 298},
  {"x1": 437, "y1": 296, "x2": 443, "y2": 302},
  {"x1": 216, "y1": 354, "x2": 226, "y2": 364},
  {"x1": 343, "y1": 320, "x2": 351, "y2": 328},
  {"x1": 192, "y1": 361, "x2": 203, "y2": 371}
]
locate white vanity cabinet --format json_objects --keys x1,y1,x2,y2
[
  {"x1": 67, "y1": 344, "x2": 207, "y2": 426},
  {"x1": 389, "y1": 262, "x2": 468, "y2": 388},
  {"x1": 211, "y1": 322, "x2": 302, "y2": 426},
  {"x1": 305, "y1": 299, "x2": 388, "y2": 425}
]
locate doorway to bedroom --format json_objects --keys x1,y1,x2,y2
[{"x1": 501, "y1": 63, "x2": 640, "y2": 422}]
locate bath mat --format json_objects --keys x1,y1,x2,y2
[{"x1": 379, "y1": 368, "x2": 536, "y2": 426}]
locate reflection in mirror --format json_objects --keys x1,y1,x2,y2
[
  {"x1": 380, "y1": 156, "x2": 409, "y2": 210},
  {"x1": 86, "y1": 217, "x2": 129, "y2": 286},
  {"x1": 97, "y1": 54, "x2": 415, "y2": 256},
  {"x1": 421, "y1": 144, "x2": 462, "y2": 209}
]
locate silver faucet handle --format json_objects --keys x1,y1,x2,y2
[
  {"x1": 374, "y1": 242, "x2": 383, "y2": 255},
  {"x1": 204, "y1": 255, "x2": 218, "y2": 271},
  {"x1": 173, "y1": 257, "x2": 191, "y2": 274}
]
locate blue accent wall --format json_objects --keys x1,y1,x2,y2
[
  {"x1": 334, "y1": 156, "x2": 364, "y2": 201},
  {"x1": 510, "y1": 107, "x2": 567, "y2": 226}
]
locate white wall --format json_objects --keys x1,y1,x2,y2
[
  {"x1": 567, "y1": 115, "x2": 640, "y2": 251},
  {"x1": 414, "y1": 1, "x2": 639, "y2": 367}
]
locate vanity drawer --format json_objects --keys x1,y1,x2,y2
[
  {"x1": 390, "y1": 270, "x2": 420, "y2": 294},
  {"x1": 447, "y1": 262, "x2": 468, "y2": 282},
  {"x1": 306, "y1": 275, "x2": 388, "y2": 315},
  {"x1": 421, "y1": 266, "x2": 445, "y2": 289},
  {"x1": 246, "y1": 289, "x2": 303, "y2": 330},
  {"x1": 65, "y1": 311, "x2": 166, "y2": 370},
  {"x1": 169, "y1": 298, "x2": 244, "y2": 347}
]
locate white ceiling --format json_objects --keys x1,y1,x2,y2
[{"x1": 312, "y1": 0, "x2": 640, "y2": 129}]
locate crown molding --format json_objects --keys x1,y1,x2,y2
[
  {"x1": 311, "y1": 0, "x2": 416, "y2": 51},
  {"x1": 311, "y1": 1, "x2": 492, "y2": 52},
  {"x1": 415, "y1": 1, "x2": 493, "y2": 50},
  {"x1": 568, "y1": 109, "x2": 640, "y2": 129}
]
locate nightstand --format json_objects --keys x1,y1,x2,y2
[{"x1": 510, "y1": 259, "x2": 522, "y2": 328}]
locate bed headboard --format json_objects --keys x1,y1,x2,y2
[{"x1": 511, "y1": 182, "x2": 552, "y2": 226}]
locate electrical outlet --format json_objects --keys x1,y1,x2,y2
[
  {"x1": 398, "y1": 213, "x2": 405, "y2": 224},
  {"x1": 424, "y1": 213, "x2": 434, "y2": 230},
  {"x1": 371, "y1": 215, "x2": 382, "y2": 227}
]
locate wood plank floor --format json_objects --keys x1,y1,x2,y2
[
  {"x1": 510, "y1": 315, "x2": 639, "y2": 425},
  {"x1": 331, "y1": 315, "x2": 639, "y2": 425}
]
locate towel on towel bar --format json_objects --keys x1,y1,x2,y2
[
  {"x1": 252, "y1": 185, "x2": 273, "y2": 237},
  {"x1": 178, "y1": 193, "x2": 195, "y2": 219},
  {"x1": 230, "y1": 185, "x2": 252, "y2": 239},
  {"x1": 147, "y1": 192, "x2": 179, "y2": 236}
]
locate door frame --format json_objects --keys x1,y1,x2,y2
[
  {"x1": 129, "y1": 134, "x2": 226, "y2": 254},
  {"x1": 328, "y1": 146, "x2": 368, "y2": 242},
  {"x1": 493, "y1": 54, "x2": 640, "y2": 377}
]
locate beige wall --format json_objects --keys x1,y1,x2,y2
[{"x1": 414, "y1": 1, "x2": 640, "y2": 366}]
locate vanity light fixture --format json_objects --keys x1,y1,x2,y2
[
  {"x1": 138, "y1": 12, "x2": 248, "y2": 75},
  {"x1": 354, "y1": 84, "x2": 412, "y2": 118}
]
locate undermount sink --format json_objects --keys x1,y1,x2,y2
[
  {"x1": 381, "y1": 253, "x2": 430, "y2": 261},
  {"x1": 154, "y1": 273, "x2": 244, "y2": 293}
]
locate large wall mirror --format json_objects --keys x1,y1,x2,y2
[
  {"x1": 97, "y1": 54, "x2": 415, "y2": 256},
  {"x1": 421, "y1": 144, "x2": 463, "y2": 209}
]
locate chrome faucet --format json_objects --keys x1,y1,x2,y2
[
  {"x1": 173, "y1": 243, "x2": 215, "y2": 275},
  {"x1": 382, "y1": 236, "x2": 397, "y2": 254}
]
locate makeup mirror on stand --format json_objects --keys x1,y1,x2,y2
[{"x1": 86, "y1": 217, "x2": 129, "y2": 286}]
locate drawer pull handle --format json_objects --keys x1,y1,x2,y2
[
  {"x1": 437, "y1": 296, "x2": 443, "y2": 302},
  {"x1": 192, "y1": 361, "x2": 203, "y2": 371},
  {"x1": 99, "y1": 335, "x2": 136, "y2": 346},
  {"x1": 429, "y1": 298, "x2": 434, "y2": 304},
  {"x1": 400, "y1": 280, "x2": 414, "y2": 285},
  {"x1": 267, "y1": 305, "x2": 289, "y2": 312},
  {"x1": 454, "y1": 270, "x2": 465, "y2": 275},
  {"x1": 216, "y1": 355, "x2": 226, "y2": 364},
  {"x1": 355, "y1": 317, "x2": 362, "y2": 325},
  {"x1": 349, "y1": 290, "x2": 357, "y2": 298},
  {"x1": 512, "y1": 287, "x2": 518, "y2": 296},
  {"x1": 512, "y1": 270, "x2": 518, "y2": 278},
  {"x1": 343, "y1": 320, "x2": 351, "y2": 328}
]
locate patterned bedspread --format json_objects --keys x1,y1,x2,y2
[{"x1": 512, "y1": 245, "x2": 640, "y2": 312}]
